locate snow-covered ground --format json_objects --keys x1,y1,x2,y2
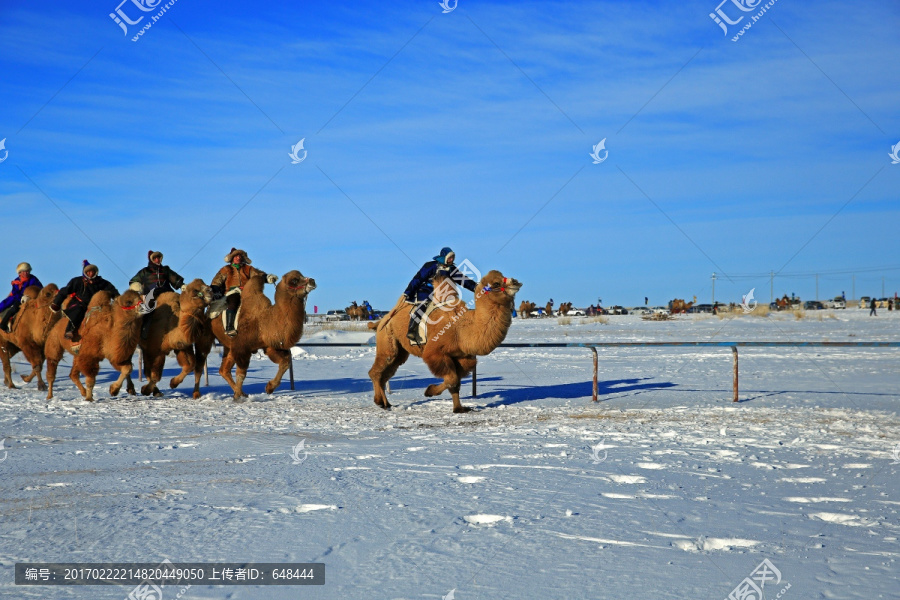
[{"x1": 1, "y1": 309, "x2": 898, "y2": 599}]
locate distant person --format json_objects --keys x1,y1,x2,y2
[
  {"x1": 0, "y1": 262, "x2": 42, "y2": 332},
  {"x1": 842, "y1": 291, "x2": 846, "y2": 301},
  {"x1": 889, "y1": 299, "x2": 894, "y2": 312},
  {"x1": 870, "y1": 298, "x2": 877, "y2": 316},
  {"x1": 644, "y1": 296, "x2": 648, "y2": 305}
]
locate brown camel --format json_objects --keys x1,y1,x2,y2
[
  {"x1": 346, "y1": 304, "x2": 370, "y2": 321},
  {"x1": 45, "y1": 290, "x2": 143, "y2": 401},
  {"x1": 518, "y1": 300, "x2": 536, "y2": 318},
  {"x1": 558, "y1": 301, "x2": 573, "y2": 316},
  {"x1": 138, "y1": 279, "x2": 215, "y2": 399},
  {"x1": 211, "y1": 270, "x2": 316, "y2": 400},
  {"x1": 544, "y1": 300, "x2": 554, "y2": 317},
  {"x1": 669, "y1": 299, "x2": 694, "y2": 314},
  {"x1": 0, "y1": 284, "x2": 61, "y2": 390},
  {"x1": 368, "y1": 270, "x2": 522, "y2": 413}
]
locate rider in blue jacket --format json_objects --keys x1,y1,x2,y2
[
  {"x1": 0, "y1": 262, "x2": 42, "y2": 332},
  {"x1": 403, "y1": 247, "x2": 477, "y2": 343}
]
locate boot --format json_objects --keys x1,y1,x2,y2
[
  {"x1": 225, "y1": 309, "x2": 237, "y2": 337},
  {"x1": 407, "y1": 303, "x2": 423, "y2": 344},
  {"x1": 65, "y1": 322, "x2": 77, "y2": 341}
]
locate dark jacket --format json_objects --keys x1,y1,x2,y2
[
  {"x1": 0, "y1": 274, "x2": 42, "y2": 312},
  {"x1": 404, "y1": 261, "x2": 477, "y2": 303},
  {"x1": 53, "y1": 275, "x2": 119, "y2": 312},
  {"x1": 129, "y1": 262, "x2": 184, "y2": 295}
]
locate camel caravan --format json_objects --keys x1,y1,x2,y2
[
  {"x1": 0, "y1": 246, "x2": 521, "y2": 413},
  {"x1": 517, "y1": 299, "x2": 573, "y2": 318}
]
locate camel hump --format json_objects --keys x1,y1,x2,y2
[
  {"x1": 88, "y1": 290, "x2": 115, "y2": 309},
  {"x1": 243, "y1": 272, "x2": 267, "y2": 295},
  {"x1": 367, "y1": 320, "x2": 379, "y2": 330},
  {"x1": 21, "y1": 286, "x2": 43, "y2": 302}
]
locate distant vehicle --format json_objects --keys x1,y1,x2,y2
[
  {"x1": 827, "y1": 296, "x2": 846, "y2": 309},
  {"x1": 650, "y1": 306, "x2": 669, "y2": 315},
  {"x1": 325, "y1": 309, "x2": 348, "y2": 321},
  {"x1": 858, "y1": 296, "x2": 871, "y2": 309},
  {"x1": 607, "y1": 305, "x2": 628, "y2": 315},
  {"x1": 630, "y1": 306, "x2": 651, "y2": 316},
  {"x1": 803, "y1": 300, "x2": 825, "y2": 310},
  {"x1": 560, "y1": 307, "x2": 586, "y2": 316},
  {"x1": 692, "y1": 304, "x2": 714, "y2": 313}
]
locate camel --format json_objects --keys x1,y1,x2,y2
[
  {"x1": 211, "y1": 270, "x2": 316, "y2": 400},
  {"x1": 368, "y1": 270, "x2": 522, "y2": 413},
  {"x1": 669, "y1": 299, "x2": 694, "y2": 314},
  {"x1": 346, "y1": 304, "x2": 370, "y2": 321},
  {"x1": 138, "y1": 279, "x2": 215, "y2": 399},
  {"x1": 544, "y1": 300, "x2": 554, "y2": 317},
  {"x1": 0, "y1": 284, "x2": 61, "y2": 390},
  {"x1": 518, "y1": 300, "x2": 536, "y2": 318},
  {"x1": 558, "y1": 301, "x2": 573, "y2": 316},
  {"x1": 45, "y1": 290, "x2": 144, "y2": 401}
]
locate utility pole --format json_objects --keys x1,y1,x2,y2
[
  {"x1": 770, "y1": 271, "x2": 774, "y2": 303},
  {"x1": 711, "y1": 273, "x2": 717, "y2": 304},
  {"x1": 852, "y1": 274, "x2": 855, "y2": 301},
  {"x1": 883, "y1": 276, "x2": 885, "y2": 298},
  {"x1": 815, "y1": 274, "x2": 819, "y2": 301}
]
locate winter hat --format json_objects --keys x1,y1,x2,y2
[
  {"x1": 82, "y1": 260, "x2": 98, "y2": 276},
  {"x1": 433, "y1": 247, "x2": 454, "y2": 264},
  {"x1": 148, "y1": 250, "x2": 163, "y2": 262},
  {"x1": 224, "y1": 248, "x2": 251, "y2": 265},
  {"x1": 16, "y1": 262, "x2": 31, "y2": 274}
]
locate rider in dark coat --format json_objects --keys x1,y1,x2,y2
[
  {"x1": 403, "y1": 247, "x2": 477, "y2": 343},
  {"x1": 50, "y1": 261, "x2": 119, "y2": 340},
  {"x1": 130, "y1": 251, "x2": 185, "y2": 339},
  {"x1": 0, "y1": 262, "x2": 42, "y2": 332}
]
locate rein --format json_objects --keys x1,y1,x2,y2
[{"x1": 482, "y1": 278, "x2": 510, "y2": 294}]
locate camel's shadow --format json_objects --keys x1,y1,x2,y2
[{"x1": 481, "y1": 377, "x2": 677, "y2": 407}]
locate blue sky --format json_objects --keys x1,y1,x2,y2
[{"x1": 1, "y1": 0, "x2": 898, "y2": 310}]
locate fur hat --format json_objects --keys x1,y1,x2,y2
[
  {"x1": 224, "y1": 248, "x2": 251, "y2": 265},
  {"x1": 148, "y1": 250, "x2": 163, "y2": 262},
  {"x1": 16, "y1": 262, "x2": 31, "y2": 274},
  {"x1": 82, "y1": 259, "x2": 98, "y2": 276},
  {"x1": 434, "y1": 247, "x2": 454, "y2": 264}
]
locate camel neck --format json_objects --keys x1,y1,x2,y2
[{"x1": 461, "y1": 294, "x2": 512, "y2": 356}]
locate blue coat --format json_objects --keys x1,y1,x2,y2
[
  {"x1": 0, "y1": 274, "x2": 42, "y2": 312},
  {"x1": 403, "y1": 261, "x2": 477, "y2": 302}
]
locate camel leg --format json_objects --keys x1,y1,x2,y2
[
  {"x1": 23, "y1": 360, "x2": 48, "y2": 391},
  {"x1": 233, "y1": 353, "x2": 250, "y2": 400},
  {"x1": 69, "y1": 359, "x2": 89, "y2": 400},
  {"x1": 142, "y1": 352, "x2": 166, "y2": 396},
  {"x1": 369, "y1": 338, "x2": 408, "y2": 409},
  {"x1": 263, "y1": 347, "x2": 291, "y2": 394},
  {"x1": 424, "y1": 382, "x2": 447, "y2": 397},
  {"x1": 190, "y1": 342, "x2": 212, "y2": 399},
  {"x1": 219, "y1": 347, "x2": 237, "y2": 393},
  {"x1": 109, "y1": 361, "x2": 132, "y2": 397},
  {"x1": 423, "y1": 350, "x2": 469, "y2": 413},
  {"x1": 45, "y1": 359, "x2": 58, "y2": 399},
  {"x1": 169, "y1": 349, "x2": 194, "y2": 391},
  {"x1": 1, "y1": 347, "x2": 15, "y2": 389}
]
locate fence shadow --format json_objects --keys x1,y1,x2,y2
[{"x1": 482, "y1": 377, "x2": 677, "y2": 407}]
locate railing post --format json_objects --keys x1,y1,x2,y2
[
  {"x1": 732, "y1": 346, "x2": 739, "y2": 402},
  {"x1": 472, "y1": 364, "x2": 477, "y2": 398},
  {"x1": 289, "y1": 356, "x2": 295, "y2": 391},
  {"x1": 591, "y1": 347, "x2": 598, "y2": 402},
  {"x1": 204, "y1": 358, "x2": 209, "y2": 386},
  {"x1": 138, "y1": 348, "x2": 143, "y2": 382}
]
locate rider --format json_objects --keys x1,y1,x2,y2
[
  {"x1": 210, "y1": 248, "x2": 277, "y2": 337},
  {"x1": 129, "y1": 250, "x2": 186, "y2": 339},
  {"x1": 0, "y1": 262, "x2": 42, "y2": 332},
  {"x1": 50, "y1": 260, "x2": 119, "y2": 341},
  {"x1": 403, "y1": 247, "x2": 477, "y2": 343}
]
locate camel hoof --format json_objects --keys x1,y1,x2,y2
[
  {"x1": 453, "y1": 406, "x2": 471, "y2": 414},
  {"x1": 424, "y1": 384, "x2": 442, "y2": 397},
  {"x1": 265, "y1": 382, "x2": 277, "y2": 394},
  {"x1": 109, "y1": 385, "x2": 121, "y2": 397},
  {"x1": 192, "y1": 391, "x2": 201, "y2": 399},
  {"x1": 140, "y1": 384, "x2": 152, "y2": 396},
  {"x1": 153, "y1": 389, "x2": 164, "y2": 397},
  {"x1": 37, "y1": 382, "x2": 47, "y2": 392}
]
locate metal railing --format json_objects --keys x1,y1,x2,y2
[{"x1": 292, "y1": 341, "x2": 900, "y2": 402}]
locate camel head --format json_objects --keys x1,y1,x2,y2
[
  {"x1": 180, "y1": 279, "x2": 212, "y2": 310},
  {"x1": 115, "y1": 290, "x2": 144, "y2": 321},
  {"x1": 37, "y1": 283, "x2": 59, "y2": 306},
  {"x1": 279, "y1": 270, "x2": 316, "y2": 298},
  {"x1": 475, "y1": 270, "x2": 522, "y2": 307}
]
